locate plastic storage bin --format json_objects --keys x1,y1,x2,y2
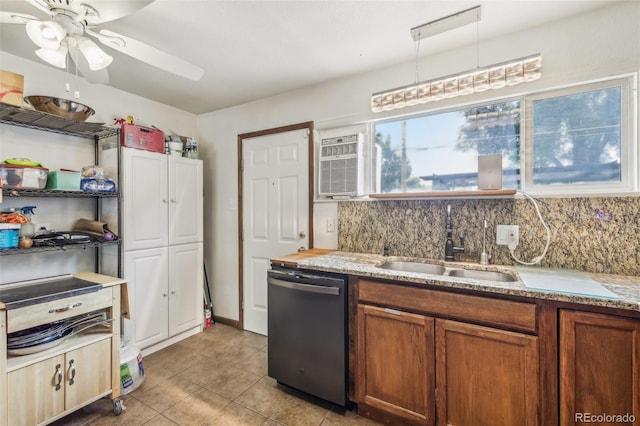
[
  {"x1": 121, "y1": 124, "x2": 165, "y2": 153},
  {"x1": 0, "y1": 224, "x2": 20, "y2": 248},
  {"x1": 0, "y1": 164, "x2": 48, "y2": 189},
  {"x1": 46, "y1": 171, "x2": 81, "y2": 190}
]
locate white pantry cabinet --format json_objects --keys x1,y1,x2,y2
[
  {"x1": 105, "y1": 147, "x2": 204, "y2": 353},
  {"x1": 119, "y1": 149, "x2": 203, "y2": 251},
  {"x1": 123, "y1": 243, "x2": 203, "y2": 349}
]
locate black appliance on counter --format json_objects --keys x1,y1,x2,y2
[{"x1": 267, "y1": 266, "x2": 348, "y2": 406}]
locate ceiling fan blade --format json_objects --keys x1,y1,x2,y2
[
  {"x1": 96, "y1": 29, "x2": 204, "y2": 81},
  {"x1": 0, "y1": 11, "x2": 37, "y2": 24},
  {"x1": 23, "y1": 0, "x2": 55, "y2": 16},
  {"x1": 69, "y1": 44, "x2": 110, "y2": 84},
  {"x1": 81, "y1": 0, "x2": 156, "y2": 25}
]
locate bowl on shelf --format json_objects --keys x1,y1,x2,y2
[{"x1": 23, "y1": 96, "x2": 95, "y2": 121}]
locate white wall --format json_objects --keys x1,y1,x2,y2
[
  {"x1": 0, "y1": 52, "x2": 198, "y2": 284},
  {"x1": 197, "y1": 1, "x2": 640, "y2": 322}
]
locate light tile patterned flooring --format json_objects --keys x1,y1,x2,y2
[{"x1": 53, "y1": 323, "x2": 378, "y2": 425}]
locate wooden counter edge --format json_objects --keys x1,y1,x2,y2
[
  {"x1": 74, "y1": 272, "x2": 126, "y2": 287},
  {"x1": 270, "y1": 248, "x2": 335, "y2": 267}
]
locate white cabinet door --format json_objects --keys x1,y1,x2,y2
[
  {"x1": 169, "y1": 157, "x2": 203, "y2": 245},
  {"x1": 169, "y1": 242, "x2": 203, "y2": 336},
  {"x1": 123, "y1": 149, "x2": 169, "y2": 251},
  {"x1": 125, "y1": 247, "x2": 170, "y2": 348}
]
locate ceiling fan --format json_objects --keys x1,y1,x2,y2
[{"x1": 0, "y1": 0, "x2": 204, "y2": 84}]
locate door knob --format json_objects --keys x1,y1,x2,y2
[{"x1": 299, "y1": 231, "x2": 306, "y2": 239}]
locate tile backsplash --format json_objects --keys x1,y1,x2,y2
[{"x1": 337, "y1": 197, "x2": 640, "y2": 276}]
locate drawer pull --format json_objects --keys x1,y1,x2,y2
[
  {"x1": 55, "y1": 363, "x2": 63, "y2": 391},
  {"x1": 68, "y1": 359, "x2": 76, "y2": 386},
  {"x1": 384, "y1": 308, "x2": 403, "y2": 316},
  {"x1": 49, "y1": 301, "x2": 83, "y2": 313}
]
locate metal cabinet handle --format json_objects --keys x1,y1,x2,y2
[
  {"x1": 384, "y1": 308, "x2": 403, "y2": 316},
  {"x1": 55, "y1": 363, "x2": 63, "y2": 391},
  {"x1": 171, "y1": 290, "x2": 176, "y2": 295},
  {"x1": 170, "y1": 199, "x2": 176, "y2": 203},
  {"x1": 68, "y1": 359, "x2": 76, "y2": 386},
  {"x1": 163, "y1": 292, "x2": 168, "y2": 297},
  {"x1": 49, "y1": 301, "x2": 83, "y2": 313},
  {"x1": 269, "y1": 277, "x2": 340, "y2": 295}
]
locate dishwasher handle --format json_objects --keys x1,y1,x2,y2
[{"x1": 269, "y1": 277, "x2": 340, "y2": 296}]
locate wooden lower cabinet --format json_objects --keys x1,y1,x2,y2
[
  {"x1": 435, "y1": 319, "x2": 539, "y2": 426},
  {"x1": 357, "y1": 304, "x2": 435, "y2": 425},
  {"x1": 560, "y1": 310, "x2": 640, "y2": 426},
  {"x1": 7, "y1": 338, "x2": 112, "y2": 426}
]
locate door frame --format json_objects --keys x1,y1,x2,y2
[{"x1": 237, "y1": 121, "x2": 314, "y2": 330}]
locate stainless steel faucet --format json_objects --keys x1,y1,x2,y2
[{"x1": 445, "y1": 205, "x2": 465, "y2": 262}]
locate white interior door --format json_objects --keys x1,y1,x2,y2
[{"x1": 242, "y1": 129, "x2": 309, "y2": 335}]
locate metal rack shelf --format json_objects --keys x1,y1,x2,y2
[
  {"x1": 2, "y1": 188, "x2": 119, "y2": 198},
  {"x1": 0, "y1": 240, "x2": 120, "y2": 256},
  {"x1": 1, "y1": 103, "x2": 122, "y2": 275},
  {"x1": 0, "y1": 102, "x2": 117, "y2": 140}
]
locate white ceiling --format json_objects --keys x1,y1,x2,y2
[{"x1": 0, "y1": 0, "x2": 619, "y2": 114}]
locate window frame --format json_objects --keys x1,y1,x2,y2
[
  {"x1": 522, "y1": 75, "x2": 637, "y2": 196},
  {"x1": 371, "y1": 97, "x2": 524, "y2": 193},
  {"x1": 367, "y1": 73, "x2": 637, "y2": 198}
]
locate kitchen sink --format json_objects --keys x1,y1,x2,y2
[
  {"x1": 376, "y1": 260, "x2": 516, "y2": 282},
  {"x1": 446, "y1": 269, "x2": 516, "y2": 282},
  {"x1": 377, "y1": 261, "x2": 446, "y2": 275}
]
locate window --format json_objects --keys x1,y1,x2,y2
[
  {"x1": 373, "y1": 100, "x2": 521, "y2": 193},
  {"x1": 371, "y1": 75, "x2": 636, "y2": 196},
  {"x1": 525, "y1": 77, "x2": 636, "y2": 195}
]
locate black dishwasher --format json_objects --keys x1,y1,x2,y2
[{"x1": 267, "y1": 266, "x2": 347, "y2": 406}]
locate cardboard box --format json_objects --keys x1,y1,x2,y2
[{"x1": 0, "y1": 70, "x2": 24, "y2": 107}]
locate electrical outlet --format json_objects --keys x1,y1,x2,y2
[
  {"x1": 507, "y1": 226, "x2": 519, "y2": 249},
  {"x1": 496, "y1": 225, "x2": 519, "y2": 246}
]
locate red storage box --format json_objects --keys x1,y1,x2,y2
[{"x1": 121, "y1": 124, "x2": 165, "y2": 153}]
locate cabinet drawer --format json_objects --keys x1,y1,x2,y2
[
  {"x1": 358, "y1": 279, "x2": 536, "y2": 333},
  {"x1": 7, "y1": 288, "x2": 113, "y2": 333}
]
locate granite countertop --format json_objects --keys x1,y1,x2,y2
[{"x1": 288, "y1": 251, "x2": 640, "y2": 312}]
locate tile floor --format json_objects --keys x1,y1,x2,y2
[{"x1": 53, "y1": 323, "x2": 378, "y2": 425}]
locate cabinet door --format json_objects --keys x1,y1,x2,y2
[
  {"x1": 435, "y1": 319, "x2": 539, "y2": 426},
  {"x1": 560, "y1": 310, "x2": 640, "y2": 426},
  {"x1": 7, "y1": 355, "x2": 65, "y2": 425},
  {"x1": 65, "y1": 339, "x2": 112, "y2": 411},
  {"x1": 125, "y1": 247, "x2": 170, "y2": 348},
  {"x1": 123, "y1": 148, "x2": 168, "y2": 251},
  {"x1": 357, "y1": 304, "x2": 435, "y2": 425},
  {"x1": 169, "y1": 242, "x2": 204, "y2": 336},
  {"x1": 169, "y1": 157, "x2": 203, "y2": 245}
]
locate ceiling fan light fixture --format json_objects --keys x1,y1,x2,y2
[
  {"x1": 26, "y1": 20, "x2": 66, "y2": 50},
  {"x1": 35, "y1": 45, "x2": 68, "y2": 68},
  {"x1": 79, "y1": 38, "x2": 113, "y2": 70}
]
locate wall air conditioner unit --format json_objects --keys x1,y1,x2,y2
[{"x1": 318, "y1": 133, "x2": 364, "y2": 197}]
